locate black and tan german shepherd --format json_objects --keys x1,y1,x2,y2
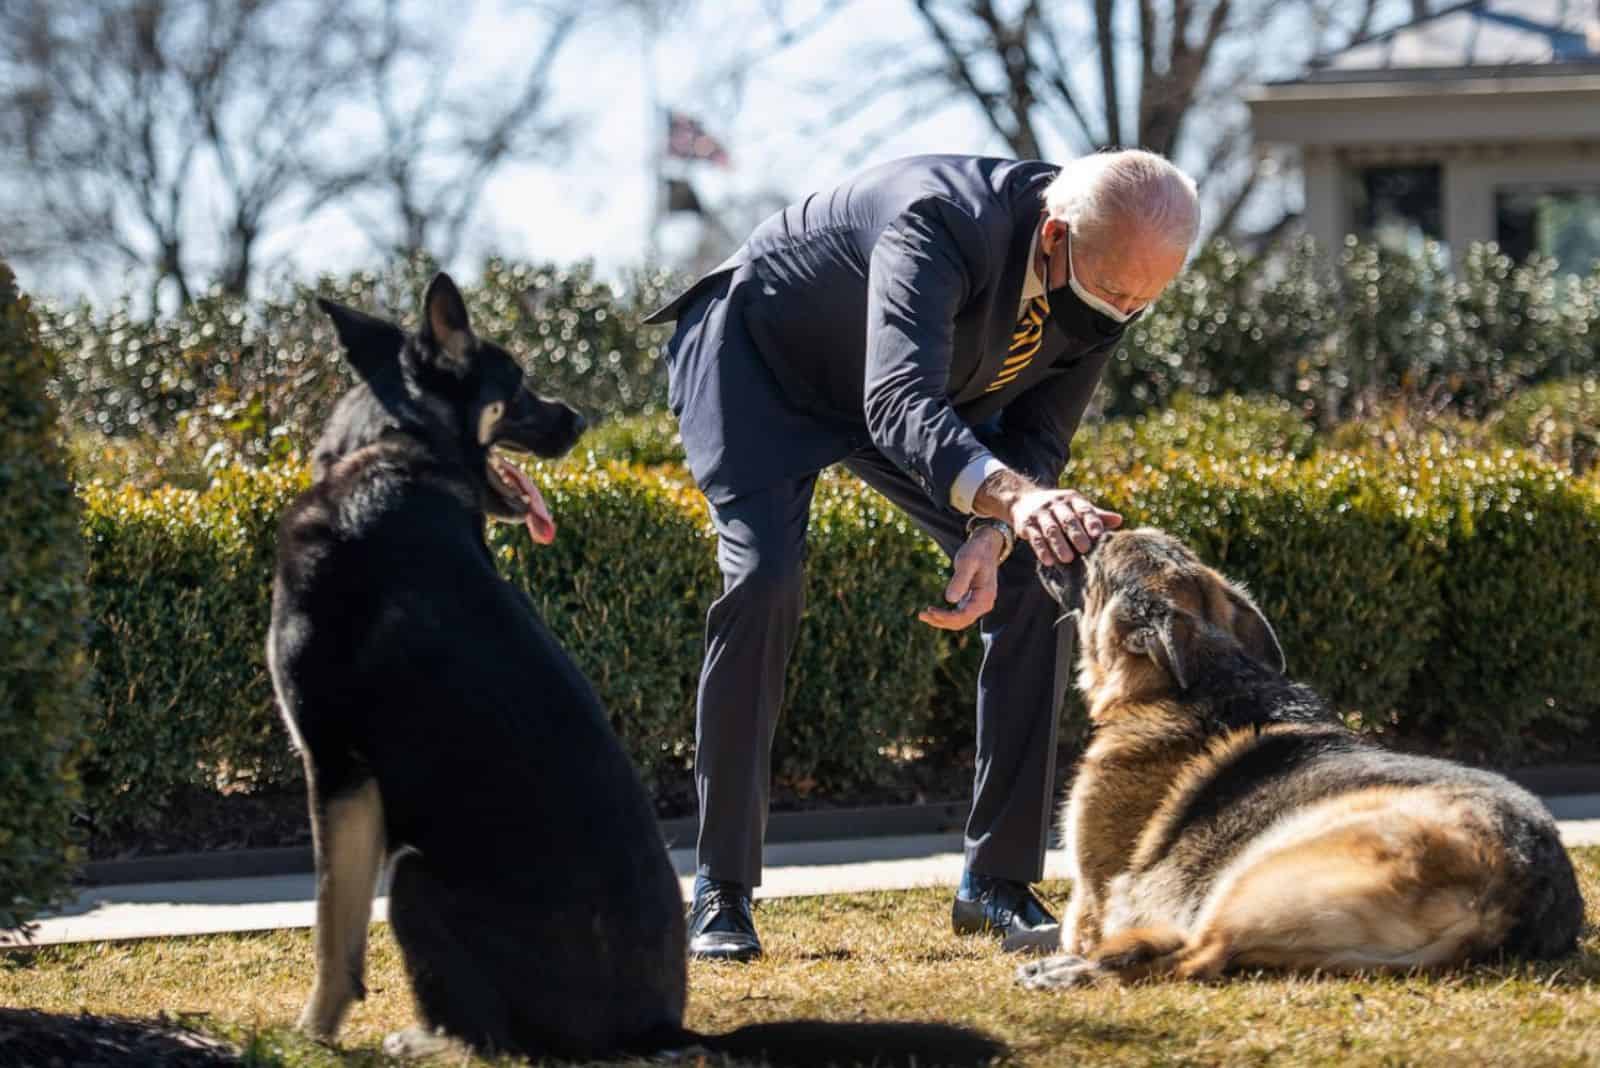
[
  {"x1": 1017, "y1": 527, "x2": 1583, "y2": 989},
  {"x1": 267, "y1": 273, "x2": 1001, "y2": 1065}
]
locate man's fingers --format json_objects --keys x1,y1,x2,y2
[
  {"x1": 944, "y1": 551, "x2": 980, "y2": 604},
  {"x1": 1068, "y1": 496, "x2": 1105, "y2": 539},
  {"x1": 918, "y1": 600, "x2": 983, "y2": 630},
  {"x1": 1097, "y1": 508, "x2": 1124, "y2": 530},
  {"x1": 1051, "y1": 500, "x2": 1093, "y2": 553},
  {"x1": 1023, "y1": 526, "x2": 1061, "y2": 567}
]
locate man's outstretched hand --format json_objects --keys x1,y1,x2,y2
[
  {"x1": 918, "y1": 526, "x2": 1005, "y2": 631},
  {"x1": 973, "y1": 468, "x2": 1122, "y2": 567}
]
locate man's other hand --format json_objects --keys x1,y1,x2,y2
[{"x1": 918, "y1": 526, "x2": 1005, "y2": 630}]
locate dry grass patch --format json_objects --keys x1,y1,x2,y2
[{"x1": 1, "y1": 849, "x2": 1596, "y2": 1066}]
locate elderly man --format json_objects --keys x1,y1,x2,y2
[{"x1": 645, "y1": 150, "x2": 1199, "y2": 961}]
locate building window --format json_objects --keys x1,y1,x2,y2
[
  {"x1": 1352, "y1": 164, "x2": 1444, "y2": 257},
  {"x1": 1497, "y1": 187, "x2": 1600, "y2": 274}
]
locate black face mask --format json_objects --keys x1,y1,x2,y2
[{"x1": 1043, "y1": 245, "x2": 1141, "y2": 346}]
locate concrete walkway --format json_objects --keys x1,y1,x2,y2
[{"x1": 8, "y1": 799, "x2": 1598, "y2": 949}]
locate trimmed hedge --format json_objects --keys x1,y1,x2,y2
[
  {"x1": 78, "y1": 467, "x2": 307, "y2": 829},
  {"x1": 1, "y1": 265, "x2": 92, "y2": 930},
  {"x1": 1405, "y1": 448, "x2": 1600, "y2": 754},
  {"x1": 71, "y1": 414, "x2": 1600, "y2": 832},
  {"x1": 77, "y1": 461, "x2": 951, "y2": 828}
]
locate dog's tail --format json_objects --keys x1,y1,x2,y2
[{"x1": 639, "y1": 1021, "x2": 1005, "y2": 1067}]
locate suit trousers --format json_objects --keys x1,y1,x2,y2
[{"x1": 694, "y1": 446, "x2": 1069, "y2": 888}]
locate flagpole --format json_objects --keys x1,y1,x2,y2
[{"x1": 642, "y1": 7, "x2": 663, "y2": 266}]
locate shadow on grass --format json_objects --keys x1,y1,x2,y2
[{"x1": 0, "y1": 1008, "x2": 244, "y2": 1067}]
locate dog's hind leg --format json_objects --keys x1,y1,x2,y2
[
  {"x1": 298, "y1": 776, "x2": 386, "y2": 1039},
  {"x1": 1185, "y1": 793, "x2": 1514, "y2": 976},
  {"x1": 386, "y1": 852, "x2": 515, "y2": 1057}
]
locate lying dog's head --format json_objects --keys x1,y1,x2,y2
[
  {"x1": 313, "y1": 273, "x2": 584, "y2": 543},
  {"x1": 1038, "y1": 528, "x2": 1285, "y2": 721}
]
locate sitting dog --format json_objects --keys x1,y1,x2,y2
[
  {"x1": 1017, "y1": 527, "x2": 1583, "y2": 989},
  {"x1": 268, "y1": 273, "x2": 1000, "y2": 1065}
]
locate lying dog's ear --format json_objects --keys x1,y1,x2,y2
[
  {"x1": 1036, "y1": 558, "x2": 1087, "y2": 617},
  {"x1": 420, "y1": 272, "x2": 474, "y2": 371},
  {"x1": 1221, "y1": 581, "x2": 1285, "y2": 673},
  {"x1": 1126, "y1": 612, "x2": 1194, "y2": 692},
  {"x1": 318, "y1": 298, "x2": 404, "y2": 388}
]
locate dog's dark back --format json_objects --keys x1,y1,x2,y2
[
  {"x1": 1041, "y1": 530, "x2": 1583, "y2": 967},
  {"x1": 271, "y1": 277, "x2": 1004, "y2": 1066},
  {"x1": 1128, "y1": 648, "x2": 1584, "y2": 960},
  {"x1": 269, "y1": 279, "x2": 688, "y2": 1056}
]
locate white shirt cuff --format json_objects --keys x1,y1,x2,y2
[{"x1": 949, "y1": 454, "x2": 1009, "y2": 514}]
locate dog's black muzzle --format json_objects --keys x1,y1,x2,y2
[{"x1": 498, "y1": 387, "x2": 585, "y2": 459}]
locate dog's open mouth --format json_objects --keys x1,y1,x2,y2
[{"x1": 487, "y1": 448, "x2": 556, "y2": 545}]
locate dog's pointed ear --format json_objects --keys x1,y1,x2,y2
[
  {"x1": 420, "y1": 272, "x2": 474, "y2": 371},
  {"x1": 1222, "y1": 581, "x2": 1285, "y2": 673},
  {"x1": 1126, "y1": 612, "x2": 1195, "y2": 692},
  {"x1": 1036, "y1": 558, "x2": 1086, "y2": 617},
  {"x1": 318, "y1": 298, "x2": 404, "y2": 386}
]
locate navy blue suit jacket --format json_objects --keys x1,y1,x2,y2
[{"x1": 646, "y1": 154, "x2": 1120, "y2": 505}]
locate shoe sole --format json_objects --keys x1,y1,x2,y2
[{"x1": 689, "y1": 944, "x2": 763, "y2": 963}]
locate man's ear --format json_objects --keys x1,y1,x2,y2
[
  {"x1": 420, "y1": 272, "x2": 474, "y2": 371},
  {"x1": 317, "y1": 298, "x2": 404, "y2": 387},
  {"x1": 1125, "y1": 611, "x2": 1195, "y2": 691},
  {"x1": 1221, "y1": 581, "x2": 1286, "y2": 673}
]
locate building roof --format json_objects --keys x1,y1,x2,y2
[{"x1": 1291, "y1": 0, "x2": 1600, "y2": 84}]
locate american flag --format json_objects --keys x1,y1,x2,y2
[{"x1": 666, "y1": 111, "x2": 731, "y2": 168}]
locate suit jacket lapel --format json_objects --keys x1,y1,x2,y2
[{"x1": 956, "y1": 169, "x2": 1056, "y2": 406}]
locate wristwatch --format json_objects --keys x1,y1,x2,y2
[{"x1": 966, "y1": 516, "x2": 1015, "y2": 564}]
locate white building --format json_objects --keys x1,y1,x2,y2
[{"x1": 1248, "y1": 0, "x2": 1600, "y2": 272}]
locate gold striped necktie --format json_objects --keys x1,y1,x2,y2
[{"x1": 987, "y1": 294, "x2": 1049, "y2": 393}]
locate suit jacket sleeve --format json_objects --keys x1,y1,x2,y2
[
  {"x1": 986, "y1": 342, "x2": 1115, "y2": 488},
  {"x1": 862, "y1": 198, "x2": 998, "y2": 505}
]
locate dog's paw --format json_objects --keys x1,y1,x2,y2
[
  {"x1": 1016, "y1": 953, "x2": 1102, "y2": 990},
  {"x1": 382, "y1": 1026, "x2": 459, "y2": 1059},
  {"x1": 296, "y1": 989, "x2": 350, "y2": 1041},
  {"x1": 1002, "y1": 922, "x2": 1063, "y2": 955}
]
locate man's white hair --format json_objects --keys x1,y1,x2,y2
[{"x1": 1043, "y1": 149, "x2": 1200, "y2": 254}]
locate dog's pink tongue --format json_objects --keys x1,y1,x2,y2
[{"x1": 499, "y1": 460, "x2": 556, "y2": 545}]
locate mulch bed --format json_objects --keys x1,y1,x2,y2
[
  {"x1": 0, "y1": 1008, "x2": 241, "y2": 1067},
  {"x1": 78, "y1": 735, "x2": 1599, "y2": 865}
]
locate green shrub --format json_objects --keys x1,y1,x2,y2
[
  {"x1": 78, "y1": 467, "x2": 307, "y2": 832},
  {"x1": 0, "y1": 264, "x2": 92, "y2": 931},
  {"x1": 1404, "y1": 448, "x2": 1600, "y2": 759},
  {"x1": 1103, "y1": 236, "x2": 1600, "y2": 423},
  {"x1": 1491, "y1": 376, "x2": 1600, "y2": 477},
  {"x1": 78, "y1": 461, "x2": 957, "y2": 823},
  {"x1": 576, "y1": 410, "x2": 686, "y2": 468},
  {"x1": 497, "y1": 463, "x2": 950, "y2": 795},
  {"x1": 68, "y1": 434, "x2": 1600, "y2": 835},
  {"x1": 1072, "y1": 392, "x2": 1319, "y2": 476},
  {"x1": 1091, "y1": 454, "x2": 1444, "y2": 725},
  {"x1": 42, "y1": 257, "x2": 681, "y2": 485},
  {"x1": 1109, "y1": 237, "x2": 1339, "y2": 416}
]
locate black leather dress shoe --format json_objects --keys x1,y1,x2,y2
[
  {"x1": 951, "y1": 874, "x2": 1057, "y2": 939},
  {"x1": 687, "y1": 880, "x2": 762, "y2": 962}
]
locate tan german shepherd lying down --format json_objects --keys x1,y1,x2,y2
[{"x1": 1017, "y1": 528, "x2": 1583, "y2": 989}]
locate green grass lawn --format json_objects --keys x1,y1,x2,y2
[{"x1": 3, "y1": 849, "x2": 1597, "y2": 1067}]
